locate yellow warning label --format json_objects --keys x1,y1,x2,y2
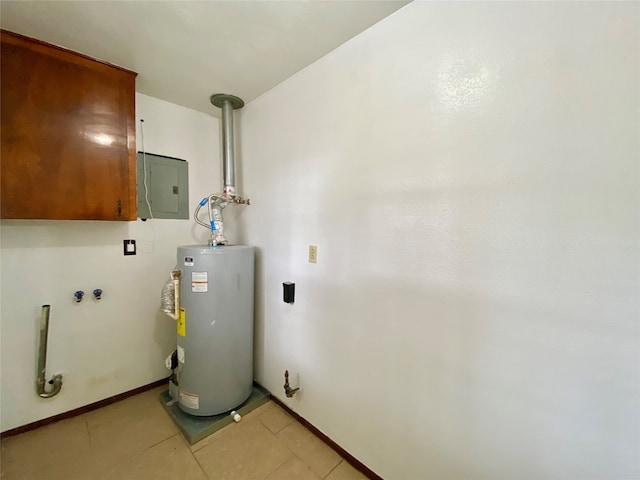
[{"x1": 177, "y1": 308, "x2": 186, "y2": 337}]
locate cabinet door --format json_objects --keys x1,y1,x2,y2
[{"x1": 1, "y1": 31, "x2": 137, "y2": 220}]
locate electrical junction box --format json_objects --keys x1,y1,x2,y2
[{"x1": 137, "y1": 152, "x2": 189, "y2": 220}]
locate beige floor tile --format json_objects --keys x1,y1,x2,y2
[
  {"x1": 8, "y1": 451, "x2": 105, "y2": 480},
  {"x1": 325, "y1": 460, "x2": 368, "y2": 480},
  {"x1": 265, "y1": 456, "x2": 322, "y2": 480},
  {"x1": 1, "y1": 389, "x2": 363, "y2": 480},
  {"x1": 194, "y1": 419, "x2": 293, "y2": 479},
  {"x1": 87, "y1": 397, "x2": 178, "y2": 470},
  {"x1": 100, "y1": 434, "x2": 206, "y2": 480},
  {"x1": 83, "y1": 385, "x2": 168, "y2": 430},
  {"x1": 258, "y1": 405, "x2": 294, "y2": 434},
  {"x1": 0, "y1": 416, "x2": 90, "y2": 479},
  {"x1": 276, "y1": 421, "x2": 341, "y2": 478}
]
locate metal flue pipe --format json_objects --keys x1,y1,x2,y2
[
  {"x1": 221, "y1": 100, "x2": 236, "y2": 192},
  {"x1": 210, "y1": 94, "x2": 244, "y2": 196}
]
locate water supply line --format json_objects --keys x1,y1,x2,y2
[
  {"x1": 37, "y1": 305, "x2": 63, "y2": 398},
  {"x1": 207, "y1": 195, "x2": 227, "y2": 246}
]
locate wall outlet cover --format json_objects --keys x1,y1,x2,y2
[{"x1": 123, "y1": 239, "x2": 136, "y2": 255}]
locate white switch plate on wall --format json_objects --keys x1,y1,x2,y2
[{"x1": 308, "y1": 245, "x2": 317, "y2": 263}]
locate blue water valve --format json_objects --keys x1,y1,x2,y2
[
  {"x1": 74, "y1": 290, "x2": 84, "y2": 303},
  {"x1": 93, "y1": 289, "x2": 103, "y2": 301}
]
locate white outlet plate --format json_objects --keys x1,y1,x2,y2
[{"x1": 308, "y1": 245, "x2": 317, "y2": 263}]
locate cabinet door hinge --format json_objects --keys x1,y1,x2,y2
[{"x1": 117, "y1": 199, "x2": 122, "y2": 218}]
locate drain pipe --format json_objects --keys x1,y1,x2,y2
[
  {"x1": 210, "y1": 93, "x2": 244, "y2": 197},
  {"x1": 37, "y1": 305, "x2": 63, "y2": 398}
]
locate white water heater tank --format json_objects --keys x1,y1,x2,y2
[{"x1": 176, "y1": 245, "x2": 254, "y2": 416}]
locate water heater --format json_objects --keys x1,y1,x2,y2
[{"x1": 176, "y1": 245, "x2": 254, "y2": 416}]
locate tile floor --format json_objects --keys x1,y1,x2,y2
[{"x1": 0, "y1": 386, "x2": 368, "y2": 480}]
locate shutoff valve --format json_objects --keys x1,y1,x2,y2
[{"x1": 284, "y1": 370, "x2": 300, "y2": 398}]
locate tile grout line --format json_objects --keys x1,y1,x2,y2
[
  {"x1": 269, "y1": 422, "x2": 328, "y2": 479},
  {"x1": 84, "y1": 418, "x2": 91, "y2": 444},
  {"x1": 244, "y1": 417, "x2": 298, "y2": 480},
  {"x1": 84, "y1": 416, "x2": 100, "y2": 477},
  {"x1": 249, "y1": 417, "x2": 295, "y2": 480},
  {"x1": 257, "y1": 410, "x2": 294, "y2": 435},
  {"x1": 190, "y1": 444, "x2": 213, "y2": 480},
  {"x1": 142, "y1": 432, "x2": 181, "y2": 453},
  {"x1": 188, "y1": 417, "x2": 258, "y2": 479},
  {"x1": 270, "y1": 395, "x2": 382, "y2": 480},
  {"x1": 323, "y1": 459, "x2": 344, "y2": 479},
  {"x1": 274, "y1": 421, "x2": 343, "y2": 479},
  {"x1": 258, "y1": 450, "x2": 296, "y2": 480}
]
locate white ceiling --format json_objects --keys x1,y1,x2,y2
[{"x1": 0, "y1": 1, "x2": 409, "y2": 116}]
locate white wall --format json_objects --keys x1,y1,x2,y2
[
  {"x1": 0, "y1": 93, "x2": 221, "y2": 432},
  {"x1": 240, "y1": 2, "x2": 639, "y2": 479}
]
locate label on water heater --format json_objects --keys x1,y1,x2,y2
[
  {"x1": 177, "y1": 308, "x2": 186, "y2": 337},
  {"x1": 180, "y1": 389, "x2": 199, "y2": 410},
  {"x1": 191, "y1": 272, "x2": 208, "y2": 293},
  {"x1": 184, "y1": 256, "x2": 194, "y2": 266},
  {"x1": 177, "y1": 345, "x2": 185, "y2": 363}
]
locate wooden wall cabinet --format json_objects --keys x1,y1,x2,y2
[{"x1": 1, "y1": 31, "x2": 138, "y2": 220}]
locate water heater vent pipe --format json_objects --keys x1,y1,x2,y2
[
  {"x1": 193, "y1": 94, "x2": 249, "y2": 246},
  {"x1": 210, "y1": 94, "x2": 244, "y2": 196}
]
